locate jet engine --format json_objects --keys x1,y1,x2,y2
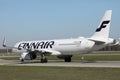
[{"x1": 21, "y1": 51, "x2": 36, "y2": 60}]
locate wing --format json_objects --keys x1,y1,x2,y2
[{"x1": 33, "y1": 49, "x2": 61, "y2": 56}]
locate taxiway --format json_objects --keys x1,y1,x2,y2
[{"x1": 0, "y1": 59, "x2": 120, "y2": 68}]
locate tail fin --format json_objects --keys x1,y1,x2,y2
[
  {"x1": 90, "y1": 10, "x2": 112, "y2": 42},
  {"x1": 3, "y1": 36, "x2": 7, "y2": 47}
]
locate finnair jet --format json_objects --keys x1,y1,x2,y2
[{"x1": 3, "y1": 10, "x2": 116, "y2": 63}]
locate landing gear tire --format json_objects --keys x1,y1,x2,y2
[
  {"x1": 20, "y1": 59, "x2": 24, "y2": 63},
  {"x1": 64, "y1": 57, "x2": 71, "y2": 62}
]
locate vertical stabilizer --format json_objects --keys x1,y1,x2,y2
[{"x1": 90, "y1": 10, "x2": 112, "y2": 42}]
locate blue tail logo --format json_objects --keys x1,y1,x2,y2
[{"x1": 96, "y1": 20, "x2": 110, "y2": 32}]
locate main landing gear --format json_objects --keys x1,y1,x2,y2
[
  {"x1": 57, "y1": 55, "x2": 72, "y2": 62},
  {"x1": 41, "y1": 53, "x2": 48, "y2": 63},
  {"x1": 64, "y1": 56, "x2": 72, "y2": 62}
]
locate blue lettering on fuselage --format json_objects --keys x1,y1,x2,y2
[{"x1": 18, "y1": 41, "x2": 55, "y2": 50}]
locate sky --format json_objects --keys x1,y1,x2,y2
[{"x1": 0, "y1": 0, "x2": 120, "y2": 47}]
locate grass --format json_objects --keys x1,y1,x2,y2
[
  {"x1": 0, "y1": 66, "x2": 120, "y2": 80},
  {"x1": 73, "y1": 55, "x2": 120, "y2": 61},
  {"x1": 0, "y1": 56, "x2": 19, "y2": 60},
  {"x1": 0, "y1": 52, "x2": 120, "y2": 80}
]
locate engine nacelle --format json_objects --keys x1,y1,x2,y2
[{"x1": 21, "y1": 52, "x2": 36, "y2": 60}]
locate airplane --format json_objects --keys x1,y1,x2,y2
[
  {"x1": 118, "y1": 38, "x2": 120, "y2": 44},
  {"x1": 3, "y1": 10, "x2": 116, "y2": 63}
]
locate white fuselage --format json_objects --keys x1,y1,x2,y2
[{"x1": 13, "y1": 37, "x2": 107, "y2": 55}]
